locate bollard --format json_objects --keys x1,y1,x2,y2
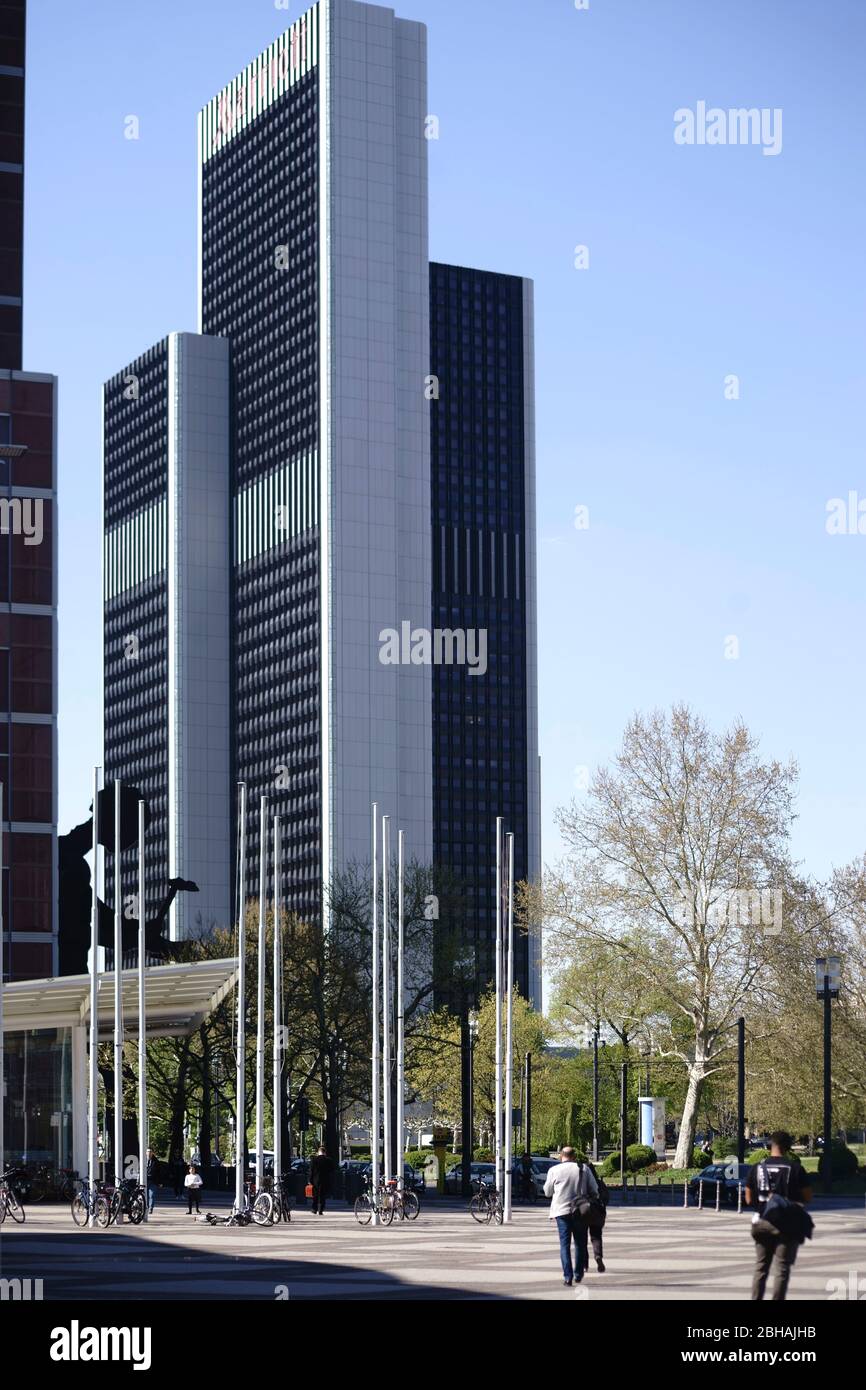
[
  {"x1": 683, "y1": 1180, "x2": 688, "y2": 1208},
  {"x1": 698, "y1": 1180, "x2": 704, "y2": 1210},
  {"x1": 737, "y1": 1183, "x2": 743, "y2": 1214},
  {"x1": 715, "y1": 1180, "x2": 721, "y2": 1211}
]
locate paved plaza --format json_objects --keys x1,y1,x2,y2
[{"x1": 2, "y1": 1197, "x2": 863, "y2": 1301}]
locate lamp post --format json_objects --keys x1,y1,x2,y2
[
  {"x1": 591, "y1": 1027, "x2": 600, "y2": 1162},
  {"x1": 815, "y1": 955, "x2": 841, "y2": 1194}
]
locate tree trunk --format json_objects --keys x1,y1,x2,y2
[
  {"x1": 198, "y1": 1027, "x2": 212, "y2": 1171},
  {"x1": 168, "y1": 1040, "x2": 192, "y2": 1163},
  {"x1": 674, "y1": 1057, "x2": 707, "y2": 1168}
]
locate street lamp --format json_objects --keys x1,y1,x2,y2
[
  {"x1": 461, "y1": 1010, "x2": 479, "y2": 1198},
  {"x1": 816, "y1": 956, "x2": 841, "y2": 1193}
]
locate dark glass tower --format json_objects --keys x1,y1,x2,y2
[{"x1": 430, "y1": 263, "x2": 541, "y2": 1003}]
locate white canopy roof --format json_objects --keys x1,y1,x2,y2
[{"x1": 1, "y1": 958, "x2": 239, "y2": 1038}]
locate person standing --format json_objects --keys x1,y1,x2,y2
[
  {"x1": 520, "y1": 1151, "x2": 535, "y2": 1201},
  {"x1": 310, "y1": 1146, "x2": 333, "y2": 1215},
  {"x1": 543, "y1": 1146, "x2": 599, "y2": 1286},
  {"x1": 184, "y1": 1164, "x2": 204, "y2": 1216},
  {"x1": 145, "y1": 1148, "x2": 160, "y2": 1216},
  {"x1": 745, "y1": 1131, "x2": 812, "y2": 1301},
  {"x1": 577, "y1": 1159, "x2": 608, "y2": 1274}
]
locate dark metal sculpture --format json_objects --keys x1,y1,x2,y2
[{"x1": 57, "y1": 782, "x2": 198, "y2": 976}]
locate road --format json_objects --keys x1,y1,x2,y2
[{"x1": 2, "y1": 1196, "x2": 863, "y2": 1301}]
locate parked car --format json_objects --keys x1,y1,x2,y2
[
  {"x1": 444, "y1": 1160, "x2": 546, "y2": 1197},
  {"x1": 688, "y1": 1162, "x2": 751, "y2": 1207}
]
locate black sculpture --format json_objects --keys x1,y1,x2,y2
[{"x1": 57, "y1": 782, "x2": 198, "y2": 976}]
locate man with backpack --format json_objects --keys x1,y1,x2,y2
[
  {"x1": 577, "y1": 1159, "x2": 609, "y2": 1274},
  {"x1": 543, "y1": 1147, "x2": 599, "y2": 1287},
  {"x1": 744, "y1": 1130, "x2": 813, "y2": 1301}
]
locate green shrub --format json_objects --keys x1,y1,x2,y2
[
  {"x1": 404, "y1": 1149, "x2": 432, "y2": 1171},
  {"x1": 600, "y1": 1152, "x2": 620, "y2": 1177},
  {"x1": 828, "y1": 1143, "x2": 859, "y2": 1178},
  {"x1": 711, "y1": 1142, "x2": 743, "y2": 1163},
  {"x1": 474, "y1": 1148, "x2": 494, "y2": 1162},
  {"x1": 691, "y1": 1148, "x2": 712, "y2": 1169},
  {"x1": 625, "y1": 1144, "x2": 657, "y2": 1172}
]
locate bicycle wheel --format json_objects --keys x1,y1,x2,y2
[
  {"x1": 402, "y1": 1190, "x2": 420, "y2": 1221},
  {"x1": 128, "y1": 1191, "x2": 146, "y2": 1225},
  {"x1": 252, "y1": 1191, "x2": 273, "y2": 1225},
  {"x1": 29, "y1": 1175, "x2": 47, "y2": 1203},
  {"x1": 59, "y1": 1176, "x2": 75, "y2": 1202},
  {"x1": 379, "y1": 1195, "x2": 395, "y2": 1226},
  {"x1": 469, "y1": 1193, "x2": 490, "y2": 1224},
  {"x1": 94, "y1": 1196, "x2": 112, "y2": 1228},
  {"x1": 490, "y1": 1197, "x2": 504, "y2": 1226},
  {"x1": 71, "y1": 1194, "x2": 90, "y2": 1226},
  {"x1": 7, "y1": 1189, "x2": 25, "y2": 1224},
  {"x1": 354, "y1": 1193, "x2": 373, "y2": 1225}
]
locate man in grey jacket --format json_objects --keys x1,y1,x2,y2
[{"x1": 544, "y1": 1147, "x2": 599, "y2": 1286}]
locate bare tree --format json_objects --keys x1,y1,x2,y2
[{"x1": 536, "y1": 705, "x2": 797, "y2": 1167}]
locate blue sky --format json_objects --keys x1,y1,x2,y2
[{"x1": 24, "y1": 0, "x2": 866, "y2": 882}]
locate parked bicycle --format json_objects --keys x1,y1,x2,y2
[
  {"x1": 469, "y1": 1175, "x2": 503, "y2": 1225},
  {"x1": 0, "y1": 1168, "x2": 26, "y2": 1225},
  {"x1": 354, "y1": 1173, "x2": 395, "y2": 1226},
  {"x1": 269, "y1": 1175, "x2": 293, "y2": 1224},
  {"x1": 71, "y1": 1176, "x2": 107, "y2": 1226},
  {"x1": 393, "y1": 1179, "x2": 420, "y2": 1222},
  {"x1": 27, "y1": 1163, "x2": 78, "y2": 1203},
  {"x1": 95, "y1": 1177, "x2": 147, "y2": 1227},
  {"x1": 205, "y1": 1181, "x2": 272, "y2": 1227}
]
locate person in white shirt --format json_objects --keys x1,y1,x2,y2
[
  {"x1": 543, "y1": 1147, "x2": 599, "y2": 1286},
  {"x1": 184, "y1": 1164, "x2": 204, "y2": 1215}
]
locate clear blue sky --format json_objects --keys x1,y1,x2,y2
[{"x1": 24, "y1": 0, "x2": 866, "y2": 883}]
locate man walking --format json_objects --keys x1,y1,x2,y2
[
  {"x1": 745, "y1": 1130, "x2": 812, "y2": 1301},
  {"x1": 543, "y1": 1146, "x2": 599, "y2": 1286},
  {"x1": 309, "y1": 1146, "x2": 333, "y2": 1215},
  {"x1": 145, "y1": 1148, "x2": 159, "y2": 1216}
]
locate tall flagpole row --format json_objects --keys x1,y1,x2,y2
[
  {"x1": 0, "y1": 783, "x2": 4, "y2": 1180},
  {"x1": 494, "y1": 816, "x2": 503, "y2": 1193},
  {"x1": 88, "y1": 769, "x2": 100, "y2": 1223},
  {"x1": 113, "y1": 780, "x2": 124, "y2": 1205},
  {"x1": 234, "y1": 782, "x2": 247, "y2": 1215},
  {"x1": 272, "y1": 815, "x2": 282, "y2": 1187},
  {"x1": 382, "y1": 815, "x2": 391, "y2": 1182},
  {"x1": 137, "y1": 799, "x2": 147, "y2": 1217},
  {"x1": 371, "y1": 803, "x2": 380, "y2": 1223},
  {"x1": 504, "y1": 832, "x2": 515, "y2": 1222},
  {"x1": 396, "y1": 829, "x2": 405, "y2": 1174},
  {"x1": 255, "y1": 795, "x2": 268, "y2": 1192}
]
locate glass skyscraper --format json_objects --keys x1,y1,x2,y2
[{"x1": 102, "y1": 0, "x2": 540, "y2": 1003}]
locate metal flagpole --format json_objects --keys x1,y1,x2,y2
[
  {"x1": 113, "y1": 780, "x2": 124, "y2": 1208},
  {"x1": 255, "y1": 794, "x2": 268, "y2": 1193},
  {"x1": 371, "y1": 803, "x2": 380, "y2": 1223},
  {"x1": 88, "y1": 769, "x2": 100, "y2": 1222},
  {"x1": 396, "y1": 829, "x2": 405, "y2": 1175},
  {"x1": 494, "y1": 816, "x2": 503, "y2": 1193},
  {"x1": 137, "y1": 799, "x2": 147, "y2": 1218},
  {"x1": 504, "y1": 832, "x2": 515, "y2": 1222},
  {"x1": 272, "y1": 815, "x2": 282, "y2": 1188},
  {"x1": 382, "y1": 814, "x2": 391, "y2": 1182},
  {"x1": 234, "y1": 782, "x2": 247, "y2": 1214},
  {"x1": 0, "y1": 783, "x2": 4, "y2": 1178}
]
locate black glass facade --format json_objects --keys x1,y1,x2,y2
[
  {"x1": 103, "y1": 341, "x2": 170, "y2": 934},
  {"x1": 200, "y1": 70, "x2": 321, "y2": 920},
  {"x1": 430, "y1": 263, "x2": 531, "y2": 999}
]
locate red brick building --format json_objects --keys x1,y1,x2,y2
[{"x1": 0, "y1": 0, "x2": 58, "y2": 981}]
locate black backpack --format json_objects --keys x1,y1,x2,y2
[{"x1": 755, "y1": 1161, "x2": 813, "y2": 1243}]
